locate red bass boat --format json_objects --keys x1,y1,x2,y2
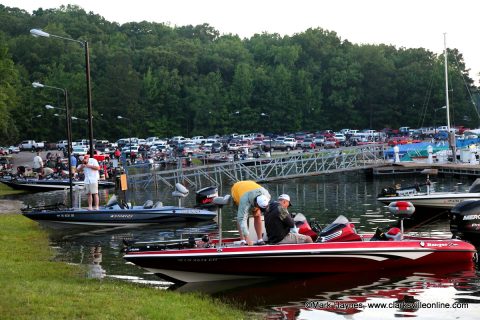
[{"x1": 123, "y1": 199, "x2": 477, "y2": 283}]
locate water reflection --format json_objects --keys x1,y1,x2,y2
[
  {"x1": 87, "y1": 245, "x2": 106, "y2": 279},
  {"x1": 175, "y1": 263, "x2": 477, "y2": 319},
  {"x1": 5, "y1": 172, "x2": 480, "y2": 319}
]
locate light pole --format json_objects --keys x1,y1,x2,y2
[
  {"x1": 34, "y1": 82, "x2": 73, "y2": 206},
  {"x1": 117, "y1": 115, "x2": 131, "y2": 162},
  {"x1": 260, "y1": 112, "x2": 272, "y2": 153},
  {"x1": 433, "y1": 106, "x2": 447, "y2": 134},
  {"x1": 30, "y1": 28, "x2": 94, "y2": 157}
]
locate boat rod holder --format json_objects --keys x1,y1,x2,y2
[{"x1": 212, "y1": 195, "x2": 231, "y2": 250}]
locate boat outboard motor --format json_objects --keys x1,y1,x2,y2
[
  {"x1": 195, "y1": 186, "x2": 219, "y2": 209},
  {"x1": 172, "y1": 183, "x2": 189, "y2": 207},
  {"x1": 378, "y1": 186, "x2": 398, "y2": 198},
  {"x1": 316, "y1": 215, "x2": 362, "y2": 242},
  {"x1": 468, "y1": 178, "x2": 480, "y2": 193},
  {"x1": 450, "y1": 200, "x2": 480, "y2": 240}
]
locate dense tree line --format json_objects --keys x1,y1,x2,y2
[{"x1": 0, "y1": 4, "x2": 478, "y2": 145}]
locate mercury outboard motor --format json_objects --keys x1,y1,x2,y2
[
  {"x1": 316, "y1": 215, "x2": 362, "y2": 242},
  {"x1": 195, "y1": 186, "x2": 218, "y2": 209},
  {"x1": 450, "y1": 200, "x2": 480, "y2": 240}
]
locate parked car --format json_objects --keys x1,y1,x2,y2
[
  {"x1": 227, "y1": 143, "x2": 241, "y2": 153},
  {"x1": 300, "y1": 138, "x2": 315, "y2": 149},
  {"x1": 334, "y1": 133, "x2": 346, "y2": 143},
  {"x1": 323, "y1": 138, "x2": 339, "y2": 149},
  {"x1": 8, "y1": 146, "x2": 20, "y2": 154},
  {"x1": 211, "y1": 142, "x2": 223, "y2": 153},
  {"x1": 56, "y1": 140, "x2": 69, "y2": 151},
  {"x1": 92, "y1": 150, "x2": 110, "y2": 162},
  {"x1": 19, "y1": 140, "x2": 44, "y2": 151},
  {"x1": 183, "y1": 143, "x2": 200, "y2": 155},
  {"x1": 72, "y1": 146, "x2": 88, "y2": 156},
  {"x1": 314, "y1": 136, "x2": 325, "y2": 146},
  {"x1": 283, "y1": 137, "x2": 298, "y2": 149}
]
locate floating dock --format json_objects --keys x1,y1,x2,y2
[{"x1": 373, "y1": 162, "x2": 480, "y2": 177}]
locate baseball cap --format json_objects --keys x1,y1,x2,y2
[
  {"x1": 255, "y1": 195, "x2": 269, "y2": 208},
  {"x1": 278, "y1": 194, "x2": 292, "y2": 206}
]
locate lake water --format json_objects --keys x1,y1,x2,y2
[{"x1": 7, "y1": 172, "x2": 480, "y2": 319}]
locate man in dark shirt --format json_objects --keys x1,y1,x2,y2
[{"x1": 264, "y1": 194, "x2": 313, "y2": 244}]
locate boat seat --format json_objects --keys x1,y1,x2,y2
[
  {"x1": 153, "y1": 201, "x2": 163, "y2": 208},
  {"x1": 172, "y1": 183, "x2": 189, "y2": 198},
  {"x1": 172, "y1": 191, "x2": 188, "y2": 198},
  {"x1": 143, "y1": 200, "x2": 153, "y2": 209}
]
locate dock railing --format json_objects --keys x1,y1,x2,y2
[{"x1": 126, "y1": 143, "x2": 388, "y2": 190}]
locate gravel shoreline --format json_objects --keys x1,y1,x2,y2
[{"x1": 0, "y1": 200, "x2": 23, "y2": 214}]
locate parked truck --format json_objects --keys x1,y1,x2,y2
[{"x1": 19, "y1": 140, "x2": 45, "y2": 151}]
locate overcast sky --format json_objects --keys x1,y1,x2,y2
[{"x1": 3, "y1": 0, "x2": 479, "y2": 83}]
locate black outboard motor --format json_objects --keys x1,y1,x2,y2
[
  {"x1": 468, "y1": 178, "x2": 480, "y2": 193},
  {"x1": 195, "y1": 186, "x2": 218, "y2": 209},
  {"x1": 378, "y1": 186, "x2": 398, "y2": 197},
  {"x1": 450, "y1": 200, "x2": 480, "y2": 240}
]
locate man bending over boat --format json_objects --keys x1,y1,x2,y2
[
  {"x1": 231, "y1": 180, "x2": 271, "y2": 246},
  {"x1": 264, "y1": 194, "x2": 313, "y2": 244}
]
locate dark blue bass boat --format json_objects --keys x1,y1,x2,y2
[
  {"x1": 22, "y1": 184, "x2": 218, "y2": 227},
  {"x1": 0, "y1": 177, "x2": 114, "y2": 192}
]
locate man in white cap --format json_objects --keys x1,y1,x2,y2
[
  {"x1": 264, "y1": 194, "x2": 313, "y2": 244},
  {"x1": 231, "y1": 180, "x2": 271, "y2": 245},
  {"x1": 77, "y1": 153, "x2": 100, "y2": 210}
]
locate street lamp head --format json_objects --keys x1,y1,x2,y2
[
  {"x1": 117, "y1": 115, "x2": 123, "y2": 119},
  {"x1": 45, "y1": 104, "x2": 55, "y2": 110},
  {"x1": 30, "y1": 29, "x2": 50, "y2": 38},
  {"x1": 32, "y1": 82, "x2": 44, "y2": 88},
  {"x1": 260, "y1": 112, "x2": 269, "y2": 117},
  {"x1": 53, "y1": 113, "x2": 60, "y2": 117}
]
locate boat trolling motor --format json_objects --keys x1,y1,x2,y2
[{"x1": 211, "y1": 195, "x2": 231, "y2": 249}]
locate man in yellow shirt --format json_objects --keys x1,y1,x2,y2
[{"x1": 231, "y1": 180, "x2": 271, "y2": 245}]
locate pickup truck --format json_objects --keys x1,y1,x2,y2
[
  {"x1": 191, "y1": 136, "x2": 207, "y2": 144},
  {"x1": 56, "y1": 140, "x2": 69, "y2": 150},
  {"x1": 19, "y1": 140, "x2": 44, "y2": 151}
]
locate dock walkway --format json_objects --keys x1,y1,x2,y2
[
  {"x1": 127, "y1": 144, "x2": 388, "y2": 189},
  {"x1": 373, "y1": 162, "x2": 480, "y2": 177}
]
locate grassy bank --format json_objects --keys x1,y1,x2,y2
[
  {"x1": 0, "y1": 214, "x2": 247, "y2": 319},
  {"x1": 0, "y1": 183, "x2": 24, "y2": 196}
]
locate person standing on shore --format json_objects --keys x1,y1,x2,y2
[{"x1": 77, "y1": 154, "x2": 100, "y2": 210}]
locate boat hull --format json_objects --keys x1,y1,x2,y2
[
  {"x1": 22, "y1": 206, "x2": 217, "y2": 227},
  {"x1": 377, "y1": 192, "x2": 480, "y2": 209},
  {"x1": 123, "y1": 238, "x2": 477, "y2": 283},
  {"x1": 0, "y1": 178, "x2": 114, "y2": 192}
]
